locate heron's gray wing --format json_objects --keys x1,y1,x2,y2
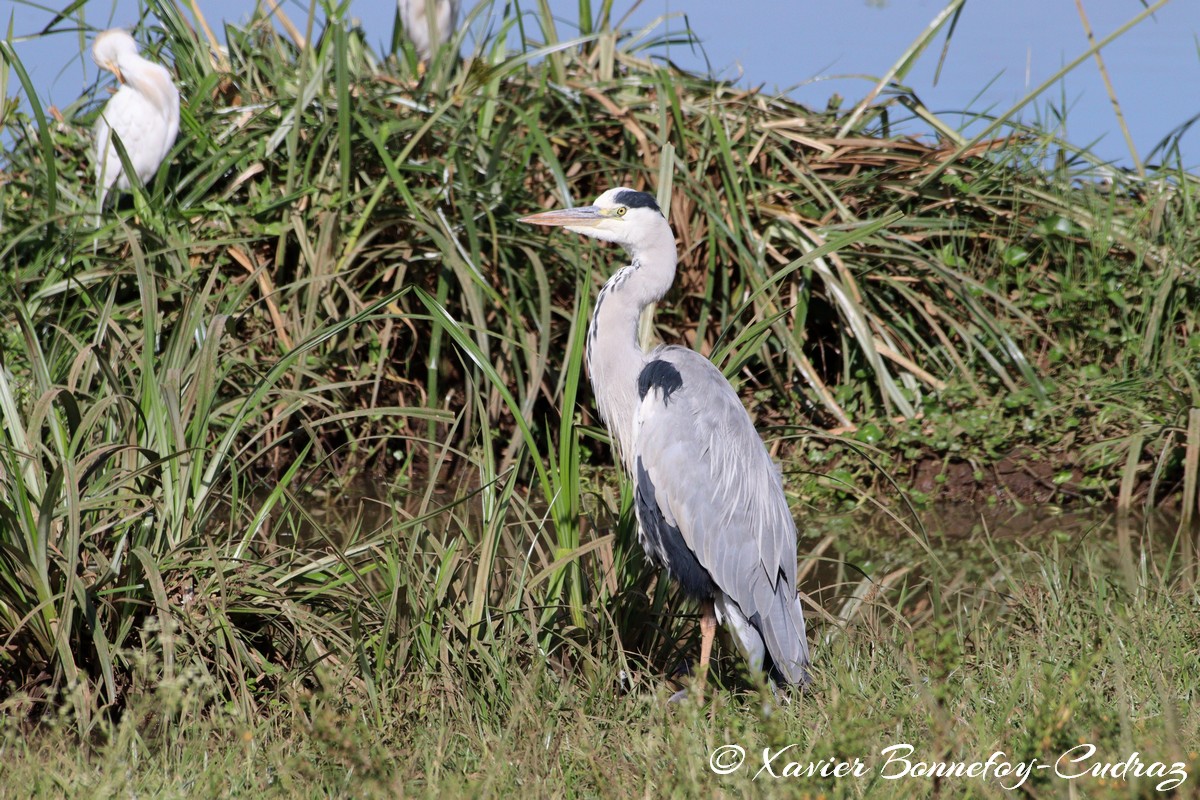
[{"x1": 632, "y1": 346, "x2": 809, "y2": 682}]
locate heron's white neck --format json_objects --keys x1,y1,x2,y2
[{"x1": 585, "y1": 223, "x2": 678, "y2": 475}]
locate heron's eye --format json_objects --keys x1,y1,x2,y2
[{"x1": 616, "y1": 206, "x2": 627, "y2": 216}]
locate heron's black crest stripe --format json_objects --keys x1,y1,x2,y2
[
  {"x1": 635, "y1": 457, "x2": 716, "y2": 599},
  {"x1": 613, "y1": 190, "x2": 661, "y2": 214},
  {"x1": 637, "y1": 360, "x2": 683, "y2": 406}
]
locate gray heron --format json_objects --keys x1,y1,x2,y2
[
  {"x1": 519, "y1": 188, "x2": 811, "y2": 697},
  {"x1": 92, "y1": 29, "x2": 180, "y2": 205},
  {"x1": 397, "y1": 0, "x2": 460, "y2": 62}
]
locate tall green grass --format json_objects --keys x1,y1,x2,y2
[{"x1": 0, "y1": 0, "x2": 1197, "y2": 744}]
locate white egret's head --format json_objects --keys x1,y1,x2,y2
[
  {"x1": 518, "y1": 188, "x2": 667, "y2": 249},
  {"x1": 92, "y1": 28, "x2": 140, "y2": 84}
]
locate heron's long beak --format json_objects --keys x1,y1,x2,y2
[
  {"x1": 107, "y1": 61, "x2": 125, "y2": 84},
  {"x1": 517, "y1": 205, "x2": 603, "y2": 228}
]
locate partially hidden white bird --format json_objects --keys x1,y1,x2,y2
[
  {"x1": 92, "y1": 28, "x2": 180, "y2": 205},
  {"x1": 397, "y1": 0, "x2": 460, "y2": 62},
  {"x1": 520, "y1": 188, "x2": 812, "y2": 699}
]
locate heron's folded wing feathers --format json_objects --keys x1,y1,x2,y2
[{"x1": 633, "y1": 346, "x2": 798, "y2": 608}]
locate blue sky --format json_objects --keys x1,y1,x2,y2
[{"x1": 8, "y1": 0, "x2": 1200, "y2": 168}]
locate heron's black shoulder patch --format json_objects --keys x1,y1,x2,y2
[
  {"x1": 613, "y1": 190, "x2": 661, "y2": 214},
  {"x1": 638, "y1": 359, "x2": 683, "y2": 406},
  {"x1": 636, "y1": 457, "x2": 716, "y2": 600}
]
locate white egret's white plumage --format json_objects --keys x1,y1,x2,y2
[
  {"x1": 397, "y1": 0, "x2": 459, "y2": 61},
  {"x1": 520, "y1": 188, "x2": 812, "y2": 697},
  {"x1": 92, "y1": 29, "x2": 180, "y2": 204}
]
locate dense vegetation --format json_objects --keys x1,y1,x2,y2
[{"x1": 1, "y1": 0, "x2": 1197, "y2": 795}]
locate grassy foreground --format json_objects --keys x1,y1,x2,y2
[
  {"x1": 3, "y1": 512, "x2": 1197, "y2": 798},
  {"x1": 1, "y1": 0, "x2": 1199, "y2": 796}
]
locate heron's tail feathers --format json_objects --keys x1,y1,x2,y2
[
  {"x1": 759, "y1": 586, "x2": 811, "y2": 687},
  {"x1": 715, "y1": 587, "x2": 811, "y2": 688}
]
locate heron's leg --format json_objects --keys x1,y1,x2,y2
[{"x1": 696, "y1": 600, "x2": 716, "y2": 701}]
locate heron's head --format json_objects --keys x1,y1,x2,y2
[
  {"x1": 92, "y1": 29, "x2": 140, "y2": 83},
  {"x1": 518, "y1": 188, "x2": 668, "y2": 249}
]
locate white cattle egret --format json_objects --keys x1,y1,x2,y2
[
  {"x1": 92, "y1": 29, "x2": 180, "y2": 204},
  {"x1": 397, "y1": 0, "x2": 459, "y2": 62}
]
